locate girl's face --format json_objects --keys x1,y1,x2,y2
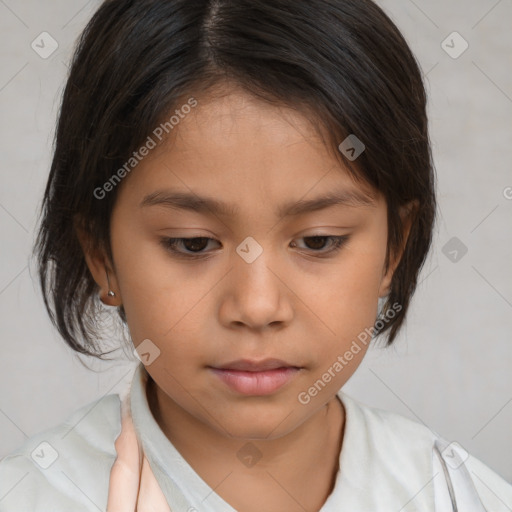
[{"x1": 88, "y1": 85, "x2": 405, "y2": 440}]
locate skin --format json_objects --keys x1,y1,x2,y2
[{"x1": 78, "y1": 83, "x2": 413, "y2": 512}]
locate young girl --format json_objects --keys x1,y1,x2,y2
[{"x1": 1, "y1": 0, "x2": 511, "y2": 510}]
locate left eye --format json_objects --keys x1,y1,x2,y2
[
  {"x1": 160, "y1": 235, "x2": 349, "y2": 258},
  {"x1": 290, "y1": 235, "x2": 348, "y2": 253}
]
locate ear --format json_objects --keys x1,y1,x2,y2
[
  {"x1": 74, "y1": 216, "x2": 122, "y2": 306},
  {"x1": 378, "y1": 200, "x2": 418, "y2": 298}
]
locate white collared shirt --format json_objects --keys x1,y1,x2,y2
[{"x1": 1, "y1": 363, "x2": 511, "y2": 511}]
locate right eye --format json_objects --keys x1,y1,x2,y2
[{"x1": 160, "y1": 237, "x2": 220, "y2": 258}]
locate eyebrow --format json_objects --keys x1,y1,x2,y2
[{"x1": 140, "y1": 188, "x2": 376, "y2": 218}]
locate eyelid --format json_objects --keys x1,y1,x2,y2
[{"x1": 159, "y1": 234, "x2": 350, "y2": 259}]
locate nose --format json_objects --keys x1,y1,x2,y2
[{"x1": 218, "y1": 243, "x2": 294, "y2": 331}]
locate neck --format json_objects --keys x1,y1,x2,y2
[{"x1": 146, "y1": 375, "x2": 345, "y2": 510}]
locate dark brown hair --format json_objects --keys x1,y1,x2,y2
[{"x1": 34, "y1": 0, "x2": 436, "y2": 359}]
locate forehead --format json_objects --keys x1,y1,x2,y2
[
  {"x1": 166, "y1": 86, "x2": 331, "y2": 162},
  {"x1": 117, "y1": 85, "x2": 381, "y2": 215}
]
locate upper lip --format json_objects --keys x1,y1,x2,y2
[{"x1": 210, "y1": 358, "x2": 299, "y2": 372}]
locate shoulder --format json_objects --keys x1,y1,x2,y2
[
  {"x1": 338, "y1": 391, "x2": 512, "y2": 511},
  {"x1": 0, "y1": 393, "x2": 122, "y2": 512}
]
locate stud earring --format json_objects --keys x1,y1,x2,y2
[{"x1": 106, "y1": 270, "x2": 116, "y2": 298}]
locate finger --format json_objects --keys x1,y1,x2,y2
[
  {"x1": 136, "y1": 454, "x2": 172, "y2": 512},
  {"x1": 106, "y1": 400, "x2": 142, "y2": 512}
]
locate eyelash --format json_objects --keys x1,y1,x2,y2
[{"x1": 160, "y1": 235, "x2": 349, "y2": 259}]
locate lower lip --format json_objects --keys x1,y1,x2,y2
[{"x1": 209, "y1": 367, "x2": 300, "y2": 395}]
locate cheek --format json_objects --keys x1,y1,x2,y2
[
  {"x1": 308, "y1": 243, "x2": 385, "y2": 328},
  {"x1": 109, "y1": 220, "x2": 179, "y2": 338},
  {"x1": 301, "y1": 237, "x2": 386, "y2": 373},
  {"x1": 113, "y1": 243, "x2": 218, "y2": 365}
]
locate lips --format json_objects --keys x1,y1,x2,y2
[
  {"x1": 208, "y1": 358, "x2": 303, "y2": 395},
  {"x1": 210, "y1": 358, "x2": 299, "y2": 372}
]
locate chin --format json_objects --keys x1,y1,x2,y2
[{"x1": 209, "y1": 405, "x2": 309, "y2": 440}]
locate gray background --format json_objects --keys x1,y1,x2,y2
[{"x1": 0, "y1": 0, "x2": 511, "y2": 482}]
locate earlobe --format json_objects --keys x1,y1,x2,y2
[{"x1": 74, "y1": 217, "x2": 121, "y2": 306}]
